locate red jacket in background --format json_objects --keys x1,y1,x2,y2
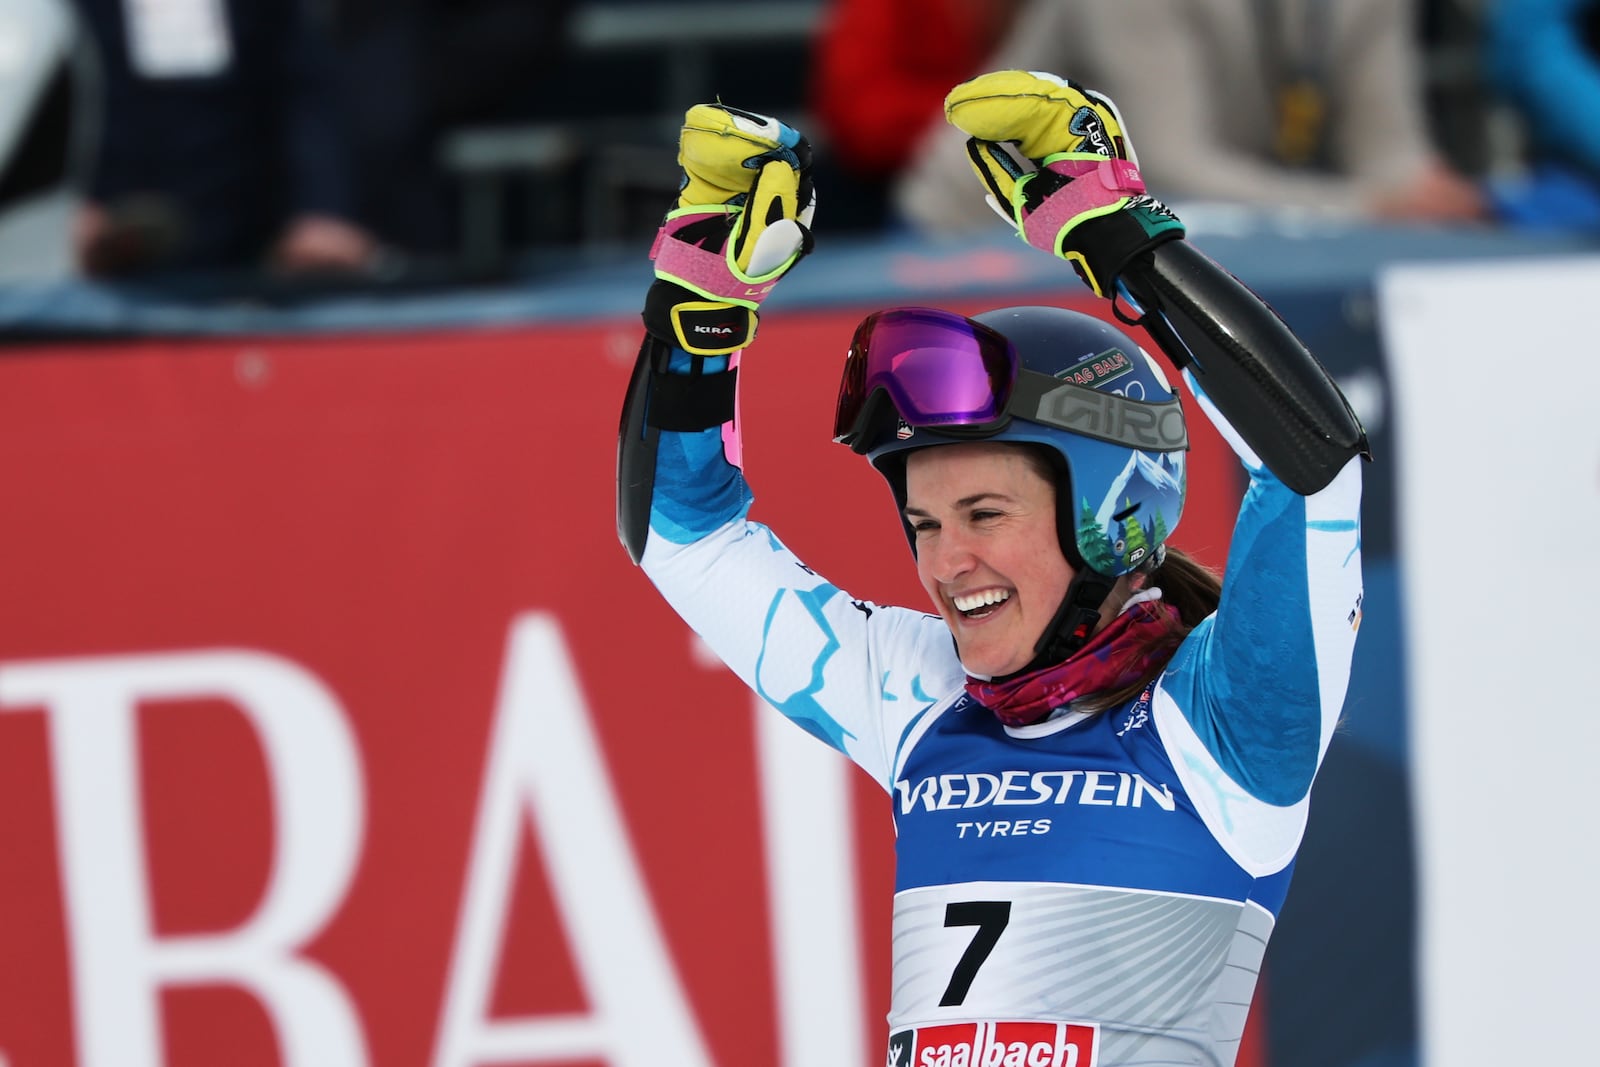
[{"x1": 810, "y1": 0, "x2": 1017, "y2": 176}]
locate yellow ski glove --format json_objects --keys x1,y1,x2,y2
[
  {"x1": 644, "y1": 103, "x2": 816, "y2": 355},
  {"x1": 945, "y1": 70, "x2": 1184, "y2": 297}
]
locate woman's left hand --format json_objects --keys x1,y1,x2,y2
[{"x1": 944, "y1": 70, "x2": 1185, "y2": 297}]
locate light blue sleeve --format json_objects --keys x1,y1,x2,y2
[
  {"x1": 647, "y1": 352, "x2": 754, "y2": 544},
  {"x1": 1156, "y1": 375, "x2": 1365, "y2": 808}
]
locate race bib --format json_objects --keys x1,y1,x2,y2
[{"x1": 887, "y1": 1020, "x2": 1098, "y2": 1067}]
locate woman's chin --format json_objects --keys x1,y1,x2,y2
[{"x1": 958, "y1": 643, "x2": 1032, "y2": 680}]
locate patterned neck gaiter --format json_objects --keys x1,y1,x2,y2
[{"x1": 964, "y1": 597, "x2": 1180, "y2": 727}]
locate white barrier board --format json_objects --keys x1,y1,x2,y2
[{"x1": 1380, "y1": 255, "x2": 1600, "y2": 1067}]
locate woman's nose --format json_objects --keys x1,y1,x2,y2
[{"x1": 926, "y1": 530, "x2": 977, "y2": 584}]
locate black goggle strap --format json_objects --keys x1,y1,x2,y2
[
  {"x1": 842, "y1": 368, "x2": 1186, "y2": 454},
  {"x1": 833, "y1": 386, "x2": 885, "y2": 452},
  {"x1": 1008, "y1": 369, "x2": 1187, "y2": 452}
]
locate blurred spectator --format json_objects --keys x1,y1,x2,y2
[
  {"x1": 328, "y1": 0, "x2": 577, "y2": 256},
  {"x1": 1483, "y1": 0, "x2": 1600, "y2": 230},
  {"x1": 0, "y1": 0, "x2": 84, "y2": 280},
  {"x1": 892, "y1": 0, "x2": 1490, "y2": 234},
  {"x1": 808, "y1": 0, "x2": 1024, "y2": 229},
  {"x1": 70, "y1": 0, "x2": 377, "y2": 279}
]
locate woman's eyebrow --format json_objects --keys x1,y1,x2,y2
[{"x1": 903, "y1": 492, "x2": 1014, "y2": 518}]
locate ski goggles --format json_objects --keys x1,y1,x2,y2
[
  {"x1": 832, "y1": 307, "x2": 1019, "y2": 453},
  {"x1": 832, "y1": 305, "x2": 1188, "y2": 455}
]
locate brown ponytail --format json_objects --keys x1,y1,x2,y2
[{"x1": 1076, "y1": 547, "x2": 1223, "y2": 713}]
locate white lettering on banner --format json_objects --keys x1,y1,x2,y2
[
  {"x1": 692, "y1": 633, "x2": 870, "y2": 1067},
  {"x1": 432, "y1": 614, "x2": 710, "y2": 1067},
  {"x1": 750, "y1": 671, "x2": 867, "y2": 1067},
  {"x1": 0, "y1": 651, "x2": 369, "y2": 1067}
]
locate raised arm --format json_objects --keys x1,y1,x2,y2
[
  {"x1": 616, "y1": 105, "x2": 962, "y2": 787},
  {"x1": 941, "y1": 71, "x2": 1368, "y2": 815},
  {"x1": 616, "y1": 103, "x2": 814, "y2": 562},
  {"x1": 940, "y1": 70, "x2": 1369, "y2": 494}
]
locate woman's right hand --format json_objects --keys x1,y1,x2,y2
[{"x1": 644, "y1": 104, "x2": 817, "y2": 356}]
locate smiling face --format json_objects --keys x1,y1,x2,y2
[{"x1": 903, "y1": 441, "x2": 1075, "y2": 678}]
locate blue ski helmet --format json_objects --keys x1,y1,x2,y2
[{"x1": 833, "y1": 305, "x2": 1187, "y2": 578}]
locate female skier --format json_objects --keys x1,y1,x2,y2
[{"x1": 617, "y1": 70, "x2": 1368, "y2": 1067}]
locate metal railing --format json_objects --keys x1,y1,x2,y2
[{"x1": 440, "y1": 1, "x2": 823, "y2": 266}]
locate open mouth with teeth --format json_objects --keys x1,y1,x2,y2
[{"x1": 952, "y1": 588, "x2": 1012, "y2": 619}]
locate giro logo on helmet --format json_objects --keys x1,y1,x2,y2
[
  {"x1": 1034, "y1": 389, "x2": 1187, "y2": 451},
  {"x1": 694, "y1": 324, "x2": 736, "y2": 335}
]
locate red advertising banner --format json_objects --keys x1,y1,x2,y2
[{"x1": 0, "y1": 300, "x2": 1241, "y2": 1067}]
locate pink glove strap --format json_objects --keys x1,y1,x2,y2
[
  {"x1": 650, "y1": 211, "x2": 777, "y2": 309},
  {"x1": 1020, "y1": 157, "x2": 1146, "y2": 252}
]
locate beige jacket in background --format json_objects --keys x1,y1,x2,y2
[{"x1": 893, "y1": 0, "x2": 1439, "y2": 232}]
